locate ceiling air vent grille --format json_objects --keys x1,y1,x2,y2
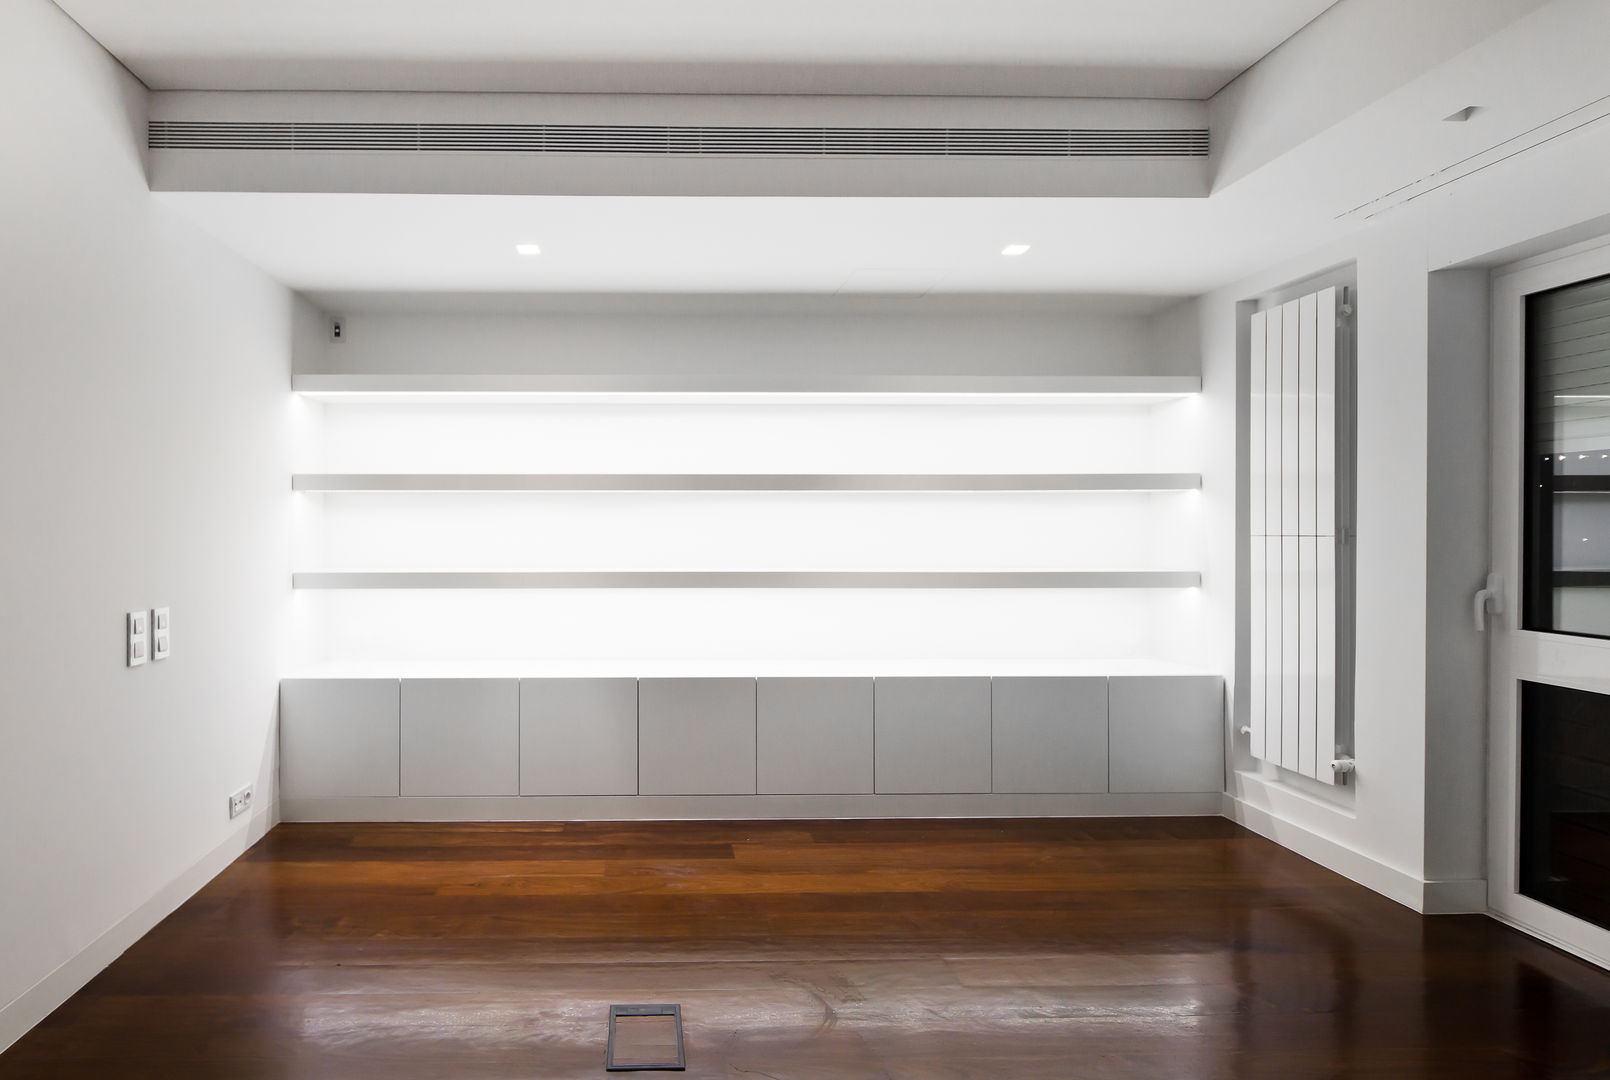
[{"x1": 148, "y1": 121, "x2": 1208, "y2": 158}]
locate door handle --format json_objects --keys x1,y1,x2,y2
[{"x1": 1474, "y1": 572, "x2": 1504, "y2": 632}]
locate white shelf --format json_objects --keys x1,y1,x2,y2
[
  {"x1": 292, "y1": 472, "x2": 1202, "y2": 493},
  {"x1": 291, "y1": 373, "x2": 1201, "y2": 403},
  {"x1": 284, "y1": 657, "x2": 1219, "y2": 680},
  {"x1": 291, "y1": 570, "x2": 1202, "y2": 590}
]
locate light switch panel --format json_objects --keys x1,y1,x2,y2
[
  {"x1": 127, "y1": 610, "x2": 148, "y2": 667},
  {"x1": 151, "y1": 607, "x2": 170, "y2": 660}
]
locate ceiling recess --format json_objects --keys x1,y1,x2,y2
[{"x1": 148, "y1": 121, "x2": 1209, "y2": 159}]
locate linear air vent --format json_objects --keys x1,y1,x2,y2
[
  {"x1": 1337, "y1": 93, "x2": 1610, "y2": 222},
  {"x1": 148, "y1": 121, "x2": 1209, "y2": 158}
]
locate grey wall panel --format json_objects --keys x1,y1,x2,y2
[
  {"x1": 401, "y1": 679, "x2": 520, "y2": 796},
  {"x1": 874, "y1": 677, "x2": 992, "y2": 794},
  {"x1": 520, "y1": 678, "x2": 638, "y2": 795},
  {"x1": 279, "y1": 679, "x2": 401, "y2": 799},
  {"x1": 991, "y1": 676, "x2": 1109, "y2": 793},
  {"x1": 757, "y1": 678, "x2": 874, "y2": 794},
  {"x1": 1108, "y1": 676, "x2": 1224, "y2": 793},
  {"x1": 638, "y1": 678, "x2": 757, "y2": 795}
]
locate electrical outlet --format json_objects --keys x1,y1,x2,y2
[
  {"x1": 151, "y1": 607, "x2": 170, "y2": 661},
  {"x1": 126, "y1": 610, "x2": 148, "y2": 667},
  {"x1": 229, "y1": 785, "x2": 253, "y2": 820}
]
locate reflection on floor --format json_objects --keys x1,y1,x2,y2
[{"x1": 3, "y1": 818, "x2": 1609, "y2": 1078}]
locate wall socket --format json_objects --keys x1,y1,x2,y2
[
  {"x1": 151, "y1": 606, "x2": 171, "y2": 661},
  {"x1": 126, "y1": 610, "x2": 148, "y2": 667},
  {"x1": 229, "y1": 785, "x2": 253, "y2": 820}
]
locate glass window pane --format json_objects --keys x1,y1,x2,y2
[
  {"x1": 1519, "y1": 680, "x2": 1610, "y2": 932},
  {"x1": 1525, "y1": 273, "x2": 1610, "y2": 638}
]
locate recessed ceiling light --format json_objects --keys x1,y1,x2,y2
[
  {"x1": 514, "y1": 243, "x2": 542, "y2": 256},
  {"x1": 1001, "y1": 244, "x2": 1031, "y2": 257}
]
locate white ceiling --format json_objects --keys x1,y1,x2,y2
[
  {"x1": 157, "y1": 189, "x2": 1356, "y2": 301},
  {"x1": 55, "y1": 0, "x2": 1337, "y2": 98},
  {"x1": 114, "y1": 0, "x2": 1605, "y2": 303}
]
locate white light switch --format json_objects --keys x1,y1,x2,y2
[
  {"x1": 151, "y1": 607, "x2": 170, "y2": 660},
  {"x1": 127, "y1": 610, "x2": 147, "y2": 667}
]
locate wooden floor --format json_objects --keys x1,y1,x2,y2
[{"x1": 4, "y1": 818, "x2": 1610, "y2": 1079}]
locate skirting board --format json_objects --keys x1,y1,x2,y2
[
  {"x1": 1421, "y1": 878, "x2": 1490, "y2": 916},
  {"x1": 283, "y1": 792, "x2": 1224, "y2": 822},
  {"x1": 1223, "y1": 794, "x2": 1486, "y2": 914},
  {"x1": 0, "y1": 802, "x2": 278, "y2": 1056}
]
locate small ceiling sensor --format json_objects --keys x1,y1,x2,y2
[
  {"x1": 1001, "y1": 244, "x2": 1031, "y2": 256},
  {"x1": 1443, "y1": 106, "x2": 1480, "y2": 123},
  {"x1": 514, "y1": 242, "x2": 542, "y2": 255}
]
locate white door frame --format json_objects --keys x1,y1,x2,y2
[{"x1": 1487, "y1": 237, "x2": 1610, "y2": 968}]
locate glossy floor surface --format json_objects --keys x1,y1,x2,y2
[{"x1": 4, "y1": 818, "x2": 1610, "y2": 1078}]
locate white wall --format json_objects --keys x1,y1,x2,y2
[
  {"x1": 298, "y1": 300, "x2": 1183, "y2": 378},
  {"x1": 0, "y1": 0, "x2": 300, "y2": 1051},
  {"x1": 1423, "y1": 270, "x2": 1490, "y2": 887},
  {"x1": 1209, "y1": 212, "x2": 1444, "y2": 909},
  {"x1": 1146, "y1": 299, "x2": 1223, "y2": 676},
  {"x1": 1213, "y1": 99, "x2": 1610, "y2": 912},
  {"x1": 1208, "y1": 0, "x2": 1547, "y2": 188}
]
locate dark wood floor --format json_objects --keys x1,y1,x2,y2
[{"x1": 4, "y1": 818, "x2": 1610, "y2": 1079}]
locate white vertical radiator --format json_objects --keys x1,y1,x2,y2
[{"x1": 1249, "y1": 286, "x2": 1354, "y2": 784}]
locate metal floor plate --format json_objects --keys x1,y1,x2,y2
[{"x1": 606, "y1": 1004, "x2": 686, "y2": 1071}]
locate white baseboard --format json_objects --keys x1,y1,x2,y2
[
  {"x1": 0, "y1": 801, "x2": 277, "y2": 1056},
  {"x1": 282, "y1": 791, "x2": 1224, "y2": 822},
  {"x1": 1420, "y1": 877, "x2": 1488, "y2": 915},
  {"x1": 1223, "y1": 794, "x2": 1486, "y2": 914}
]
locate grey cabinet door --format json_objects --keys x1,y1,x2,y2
[
  {"x1": 1108, "y1": 676, "x2": 1224, "y2": 793},
  {"x1": 400, "y1": 679, "x2": 520, "y2": 796},
  {"x1": 638, "y1": 678, "x2": 757, "y2": 795},
  {"x1": 280, "y1": 679, "x2": 400, "y2": 799},
  {"x1": 874, "y1": 677, "x2": 992, "y2": 794},
  {"x1": 520, "y1": 678, "x2": 638, "y2": 795},
  {"x1": 757, "y1": 678, "x2": 874, "y2": 794},
  {"x1": 991, "y1": 677, "x2": 1109, "y2": 793}
]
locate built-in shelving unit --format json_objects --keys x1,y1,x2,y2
[
  {"x1": 278, "y1": 671, "x2": 1228, "y2": 818},
  {"x1": 290, "y1": 369, "x2": 1208, "y2": 672},
  {"x1": 292, "y1": 468, "x2": 1202, "y2": 591},
  {"x1": 283, "y1": 657, "x2": 1217, "y2": 680},
  {"x1": 292, "y1": 472, "x2": 1203, "y2": 493},
  {"x1": 291, "y1": 372, "x2": 1202, "y2": 402},
  {"x1": 292, "y1": 570, "x2": 1201, "y2": 590},
  {"x1": 280, "y1": 306, "x2": 1221, "y2": 821}
]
